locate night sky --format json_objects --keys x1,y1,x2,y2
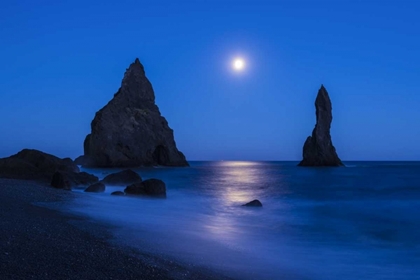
[{"x1": 1, "y1": 0, "x2": 419, "y2": 161}]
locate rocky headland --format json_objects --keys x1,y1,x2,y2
[{"x1": 0, "y1": 149, "x2": 99, "y2": 190}]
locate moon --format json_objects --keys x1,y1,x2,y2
[{"x1": 232, "y1": 58, "x2": 245, "y2": 71}]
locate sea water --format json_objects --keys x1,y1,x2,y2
[{"x1": 66, "y1": 162, "x2": 420, "y2": 279}]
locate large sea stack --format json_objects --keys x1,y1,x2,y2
[
  {"x1": 298, "y1": 85, "x2": 343, "y2": 167},
  {"x1": 81, "y1": 58, "x2": 188, "y2": 167}
]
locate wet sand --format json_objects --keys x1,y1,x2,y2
[{"x1": 0, "y1": 179, "x2": 230, "y2": 280}]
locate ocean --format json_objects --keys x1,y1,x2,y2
[{"x1": 65, "y1": 161, "x2": 420, "y2": 279}]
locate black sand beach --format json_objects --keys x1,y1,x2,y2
[{"x1": 0, "y1": 179, "x2": 229, "y2": 280}]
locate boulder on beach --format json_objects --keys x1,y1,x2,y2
[
  {"x1": 242, "y1": 199, "x2": 263, "y2": 207},
  {"x1": 74, "y1": 172, "x2": 99, "y2": 186},
  {"x1": 81, "y1": 58, "x2": 188, "y2": 168},
  {"x1": 0, "y1": 149, "x2": 79, "y2": 181},
  {"x1": 111, "y1": 191, "x2": 125, "y2": 196},
  {"x1": 298, "y1": 85, "x2": 343, "y2": 167},
  {"x1": 124, "y1": 178, "x2": 166, "y2": 197},
  {"x1": 74, "y1": 155, "x2": 91, "y2": 166},
  {"x1": 101, "y1": 169, "x2": 142, "y2": 186},
  {"x1": 84, "y1": 182, "x2": 105, "y2": 193},
  {"x1": 51, "y1": 171, "x2": 72, "y2": 191},
  {"x1": 51, "y1": 171, "x2": 99, "y2": 190}
]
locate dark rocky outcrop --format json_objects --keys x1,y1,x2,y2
[
  {"x1": 101, "y1": 169, "x2": 142, "y2": 186},
  {"x1": 0, "y1": 149, "x2": 79, "y2": 181},
  {"x1": 74, "y1": 155, "x2": 94, "y2": 166},
  {"x1": 69, "y1": 172, "x2": 98, "y2": 188},
  {"x1": 124, "y1": 183, "x2": 144, "y2": 195},
  {"x1": 0, "y1": 149, "x2": 98, "y2": 190},
  {"x1": 74, "y1": 156, "x2": 84, "y2": 166},
  {"x1": 298, "y1": 85, "x2": 343, "y2": 167},
  {"x1": 242, "y1": 199, "x2": 263, "y2": 207},
  {"x1": 51, "y1": 171, "x2": 99, "y2": 190},
  {"x1": 84, "y1": 182, "x2": 105, "y2": 193},
  {"x1": 111, "y1": 191, "x2": 125, "y2": 196},
  {"x1": 82, "y1": 58, "x2": 188, "y2": 168},
  {"x1": 51, "y1": 171, "x2": 72, "y2": 190},
  {"x1": 141, "y1": 179, "x2": 166, "y2": 196},
  {"x1": 124, "y1": 178, "x2": 166, "y2": 197}
]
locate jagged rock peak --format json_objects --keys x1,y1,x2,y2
[
  {"x1": 115, "y1": 58, "x2": 154, "y2": 103},
  {"x1": 81, "y1": 58, "x2": 188, "y2": 167},
  {"x1": 298, "y1": 85, "x2": 343, "y2": 167},
  {"x1": 125, "y1": 58, "x2": 145, "y2": 75}
]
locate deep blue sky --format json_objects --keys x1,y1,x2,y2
[{"x1": 1, "y1": 0, "x2": 419, "y2": 160}]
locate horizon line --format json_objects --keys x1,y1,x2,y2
[{"x1": 185, "y1": 160, "x2": 420, "y2": 162}]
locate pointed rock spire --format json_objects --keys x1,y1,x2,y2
[
  {"x1": 81, "y1": 58, "x2": 188, "y2": 167},
  {"x1": 117, "y1": 58, "x2": 153, "y2": 102},
  {"x1": 298, "y1": 85, "x2": 343, "y2": 167}
]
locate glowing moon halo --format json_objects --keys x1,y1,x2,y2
[{"x1": 232, "y1": 58, "x2": 245, "y2": 71}]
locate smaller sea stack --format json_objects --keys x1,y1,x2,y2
[{"x1": 298, "y1": 85, "x2": 343, "y2": 167}]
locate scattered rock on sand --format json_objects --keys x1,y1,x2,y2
[
  {"x1": 111, "y1": 191, "x2": 125, "y2": 196},
  {"x1": 142, "y1": 179, "x2": 166, "y2": 196},
  {"x1": 124, "y1": 182, "x2": 144, "y2": 195},
  {"x1": 124, "y1": 178, "x2": 166, "y2": 197},
  {"x1": 101, "y1": 169, "x2": 142, "y2": 185},
  {"x1": 84, "y1": 182, "x2": 105, "y2": 193},
  {"x1": 51, "y1": 171, "x2": 72, "y2": 190},
  {"x1": 74, "y1": 155, "x2": 88, "y2": 166},
  {"x1": 73, "y1": 172, "x2": 99, "y2": 186},
  {"x1": 51, "y1": 171, "x2": 99, "y2": 190},
  {"x1": 243, "y1": 199, "x2": 263, "y2": 207}
]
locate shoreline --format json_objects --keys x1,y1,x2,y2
[{"x1": 0, "y1": 178, "x2": 230, "y2": 280}]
